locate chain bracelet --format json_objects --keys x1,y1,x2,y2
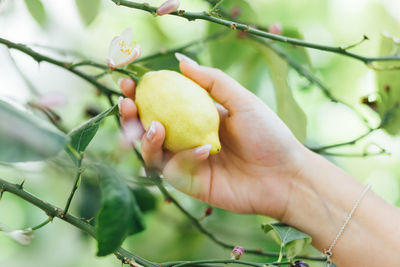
[{"x1": 323, "y1": 183, "x2": 371, "y2": 266}]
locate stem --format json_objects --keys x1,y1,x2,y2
[
  {"x1": 111, "y1": 0, "x2": 400, "y2": 64},
  {"x1": 148, "y1": 174, "x2": 325, "y2": 262},
  {"x1": 134, "y1": 31, "x2": 226, "y2": 64},
  {"x1": 0, "y1": 37, "x2": 123, "y2": 97},
  {"x1": 63, "y1": 156, "x2": 84, "y2": 216},
  {"x1": 0, "y1": 177, "x2": 157, "y2": 267},
  {"x1": 309, "y1": 128, "x2": 378, "y2": 153},
  {"x1": 250, "y1": 36, "x2": 372, "y2": 128},
  {"x1": 31, "y1": 217, "x2": 53, "y2": 231}
]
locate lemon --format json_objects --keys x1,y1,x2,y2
[{"x1": 135, "y1": 70, "x2": 221, "y2": 154}]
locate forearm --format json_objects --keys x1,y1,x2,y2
[{"x1": 283, "y1": 147, "x2": 400, "y2": 266}]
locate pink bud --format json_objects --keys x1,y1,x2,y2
[
  {"x1": 36, "y1": 92, "x2": 67, "y2": 109},
  {"x1": 230, "y1": 246, "x2": 244, "y2": 260},
  {"x1": 231, "y1": 7, "x2": 241, "y2": 17},
  {"x1": 268, "y1": 23, "x2": 282, "y2": 35},
  {"x1": 157, "y1": 0, "x2": 180, "y2": 16}
]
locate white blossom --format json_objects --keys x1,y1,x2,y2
[{"x1": 107, "y1": 28, "x2": 141, "y2": 69}]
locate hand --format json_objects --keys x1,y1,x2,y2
[{"x1": 119, "y1": 53, "x2": 306, "y2": 220}]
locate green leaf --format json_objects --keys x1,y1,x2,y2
[
  {"x1": 24, "y1": 0, "x2": 47, "y2": 26},
  {"x1": 75, "y1": 0, "x2": 101, "y2": 26},
  {"x1": 375, "y1": 33, "x2": 400, "y2": 135},
  {"x1": 278, "y1": 28, "x2": 312, "y2": 67},
  {"x1": 0, "y1": 99, "x2": 69, "y2": 163},
  {"x1": 131, "y1": 187, "x2": 157, "y2": 213},
  {"x1": 263, "y1": 222, "x2": 311, "y2": 260},
  {"x1": 95, "y1": 164, "x2": 145, "y2": 256},
  {"x1": 68, "y1": 105, "x2": 118, "y2": 154},
  {"x1": 255, "y1": 42, "x2": 307, "y2": 142},
  {"x1": 208, "y1": 0, "x2": 258, "y2": 70}
]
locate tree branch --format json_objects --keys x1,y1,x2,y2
[
  {"x1": 0, "y1": 177, "x2": 157, "y2": 267},
  {"x1": 0, "y1": 37, "x2": 123, "y2": 96},
  {"x1": 111, "y1": 0, "x2": 400, "y2": 64}
]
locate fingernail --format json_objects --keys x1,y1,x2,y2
[
  {"x1": 146, "y1": 121, "x2": 156, "y2": 141},
  {"x1": 118, "y1": 96, "x2": 124, "y2": 111},
  {"x1": 194, "y1": 144, "x2": 212, "y2": 156},
  {"x1": 175, "y1": 52, "x2": 199, "y2": 67}
]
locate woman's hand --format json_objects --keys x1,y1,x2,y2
[{"x1": 119, "y1": 53, "x2": 305, "y2": 220}]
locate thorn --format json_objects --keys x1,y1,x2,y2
[
  {"x1": 19, "y1": 178, "x2": 26, "y2": 189},
  {"x1": 363, "y1": 34, "x2": 369, "y2": 40},
  {"x1": 87, "y1": 217, "x2": 94, "y2": 223},
  {"x1": 0, "y1": 189, "x2": 4, "y2": 201}
]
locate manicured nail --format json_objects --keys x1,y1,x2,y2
[
  {"x1": 118, "y1": 96, "x2": 124, "y2": 111},
  {"x1": 146, "y1": 121, "x2": 156, "y2": 141},
  {"x1": 194, "y1": 144, "x2": 212, "y2": 156},
  {"x1": 175, "y1": 52, "x2": 199, "y2": 67}
]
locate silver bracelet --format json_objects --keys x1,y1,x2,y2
[{"x1": 323, "y1": 183, "x2": 371, "y2": 267}]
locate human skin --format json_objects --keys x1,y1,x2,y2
[{"x1": 119, "y1": 53, "x2": 400, "y2": 266}]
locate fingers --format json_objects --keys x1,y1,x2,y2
[
  {"x1": 141, "y1": 121, "x2": 166, "y2": 169},
  {"x1": 163, "y1": 144, "x2": 211, "y2": 196},
  {"x1": 119, "y1": 78, "x2": 136, "y2": 100},
  {"x1": 176, "y1": 53, "x2": 256, "y2": 113}
]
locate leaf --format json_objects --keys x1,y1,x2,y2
[
  {"x1": 95, "y1": 164, "x2": 145, "y2": 256},
  {"x1": 75, "y1": 0, "x2": 101, "y2": 26},
  {"x1": 375, "y1": 33, "x2": 400, "y2": 135},
  {"x1": 263, "y1": 222, "x2": 311, "y2": 260},
  {"x1": 68, "y1": 105, "x2": 118, "y2": 154},
  {"x1": 208, "y1": 0, "x2": 258, "y2": 70},
  {"x1": 278, "y1": 28, "x2": 312, "y2": 67},
  {"x1": 24, "y1": 0, "x2": 47, "y2": 26},
  {"x1": 0, "y1": 99, "x2": 69, "y2": 163},
  {"x1": 131, "y1": 187, "x2": 157, "y2": 213},
  {"x1": 255, "y1": 42, "x2": 307, "y2": 142}
]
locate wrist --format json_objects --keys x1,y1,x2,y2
[
  {"x1": 281, "y1": 147, "x2": 364, "y2": 250},
  {"x1": 281, "y1": 147, "x2": 400, "y2": 266}
]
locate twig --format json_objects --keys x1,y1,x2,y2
[
  {"x1": 111, "y1": 0, "x2": 400, "y2": 64},
  {"x1": 166, "y1": 259, "x2": 290, "y2": 267},
  {"x1": 309, "y1": 128, "x2": 378, "y2": 153},
  {"x1": 250, "y1": 36, "x2": 372, "y2": 128},
  {"x1": 0, "y1": 37, "x2": 123, "y2": 96},
  {"x1": 63, "y1": 155, "x2": 84, "y2": 216},
  {"x1": 134, "y1": 31, "x2": 227, "y2": 64},
  {"x1": 0, "y1": 177, "x2": 157, "y2": 267},
  {"x1": 147, "y1": 173, "x2": 326, "y2": 262},
  {"x1": 31, "y1": 217, "x2": 53, "y2": 231},
  {"x1": 5, "y1": 49, "x2": 40, "y2": 96}
]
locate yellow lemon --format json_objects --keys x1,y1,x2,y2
[{"x1": 135, "y1": 70, "x2": 221, "y2": 154}]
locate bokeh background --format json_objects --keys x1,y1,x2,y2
[{"x1": 1, "y1": 0, "x2": 400, "y2": 266}]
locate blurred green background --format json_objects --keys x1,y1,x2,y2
[{"x1": 1, "y1": 0, "x2": 400, "y2": 266}]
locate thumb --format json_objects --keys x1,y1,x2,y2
[
  {"x1": 175, "y1": 53, "x2": 257, "y2": 113},
  {"x1": 162, "y1": 144, "x2": 211, "y2": 198}
]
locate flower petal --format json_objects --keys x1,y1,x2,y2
[{"x1": 119, "y1": 27, "x2": 133, "y2": 43}]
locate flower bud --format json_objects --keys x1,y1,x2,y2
[
  {"x1": 268, "y1": 23, "x2": 282, "y2": 35},
  {"x1": 231, "y1": 7, "x2": 241, "y2": 17},
  {"x1": 293, "y1": 260, "x2": 309, "y2": 267},
  {"x1": 205, "y1": 206, "x2": 213, "y2": 216},
  {"x1": 36, "y1": 92, "x2": 67, "y2": 109},
  {"x1": 6, "y1": 228, "x2": 34, "y2": 245},
  {"x1": 157, "y1": 0, "x2": 180, "y2": 16},
  {"x1": 230, "y1": 246, "x2": 244, "y2": 260}
]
